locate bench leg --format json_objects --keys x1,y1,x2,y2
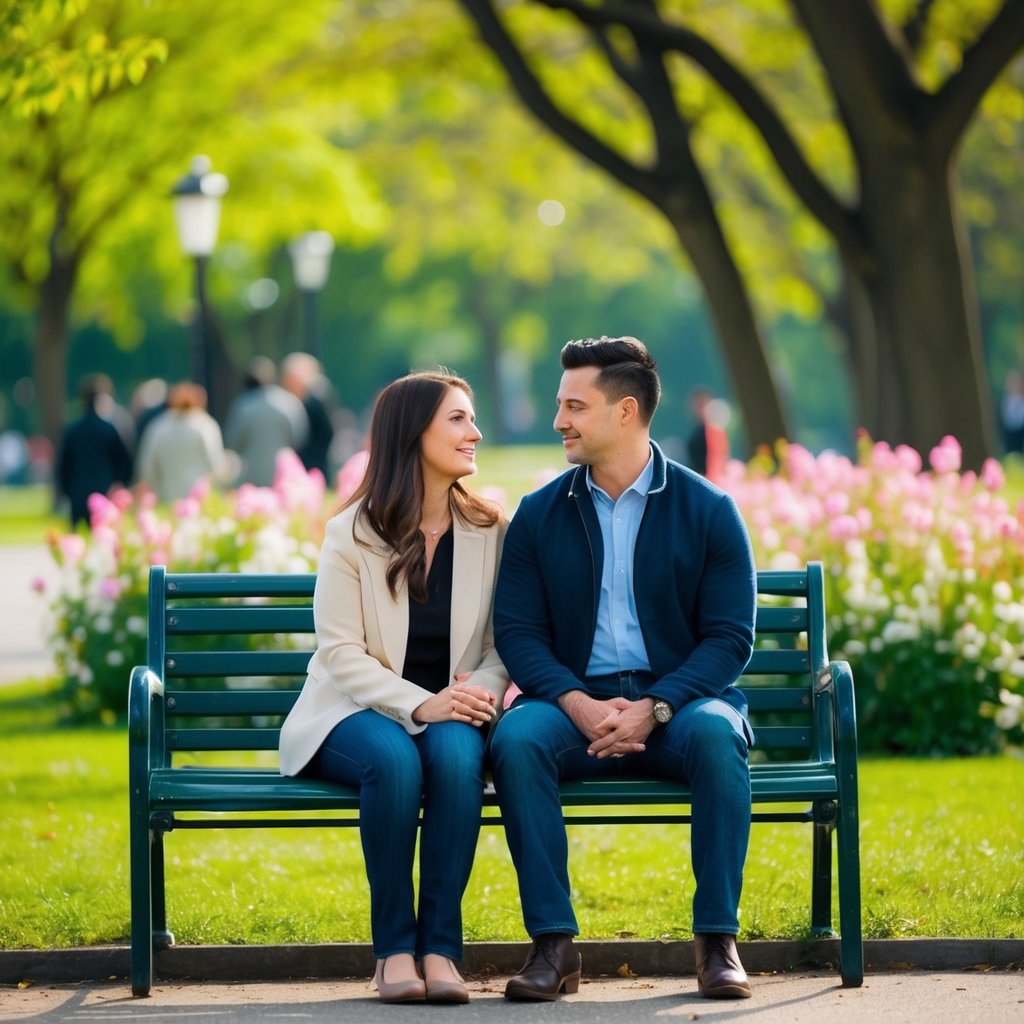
[
  {"x1": 130, "y1": 823, "x2": 154, "y2": 997},
  {"x1": 151, "y1": 829, "x2": 175, "y2": 951},
  {"x1": 810, "y1": 804, "x2": 834, "y2": 936},
  {"x1": 836, "y1": 799, "x2": 864, "y2": 987}
]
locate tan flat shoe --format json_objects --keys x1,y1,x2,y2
[
  {"x1": 373, "y1": 955, "x2": 427, "y2": 1003},
  {"x1": 421, "y1": 954, "x2": 470, "y2": 1004}
]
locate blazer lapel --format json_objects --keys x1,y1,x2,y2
[
  {"x1": 354, "y1": 517, "x2": 409, "y2": 675},
  {"x1": 450, "y1": 520, "x2": 485, "y2": 672}
]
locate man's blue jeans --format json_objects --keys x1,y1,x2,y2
[
  {"x1": 311, "y1": 711, "x2": 486, "y2": 960},
  {"x1": 488, "y1": 674, "x2": 751, "y2": 937}
]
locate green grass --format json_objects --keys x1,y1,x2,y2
[
  {"x1": 1, "y1": 681, "x2": 1021, "y2": 949},
  {"x1": 0, "y1": 486, "x2": 65, "y2": 544}
]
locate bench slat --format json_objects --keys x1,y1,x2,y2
[
  {"x1": 166, "y1": 690, "x2": 300, "y2": 716},
  {"x1": 743, "y1": 649, "x2": 810, "y2": 674},
  {"x1": 166, "y1": 574, "x2": 317, "y2": 598},
  {"x1": 743, "y1": 686, "x2": 811, "y2": 711},
  {"x1": 168, "y1": 607, "x2": 314, "y2": 635},
  {"x1": 754, "y1": 606, "x2": 807, "y2": 632},
  {"x1": 165, "y1": 651, "x2": 312, "y2": 677},
  {"x1": 149, "y1": 765, "x2": 839, "y2": 814},
  {"x1": 167, "y1": 728, "x2": 282, "y2": 751}
]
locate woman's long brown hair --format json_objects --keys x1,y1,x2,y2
[{"x1": 343, "y1": 370, "x2": 499, "y2": 601}]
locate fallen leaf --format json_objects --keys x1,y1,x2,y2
[
  {"x1": 616, "y1": 963, "x2": 638, "y2": 978},
  {"x1": 18, "y1": 980, "x2": 32, "y2": 990}
]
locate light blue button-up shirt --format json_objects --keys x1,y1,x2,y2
[{"x1": 584, "y1": 449, "x2": 654, "y2": 677}]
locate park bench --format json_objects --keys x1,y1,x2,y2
[{"x1": 129, "y1": 561, "x2": 862, "y2": 997}]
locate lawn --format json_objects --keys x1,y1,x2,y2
[
  {"x1": 0, "y1": 485, "x2": 65, "y2": 544},
  {"x1": 1, "y1": 680, "x2": 1021, "y2": 950}
]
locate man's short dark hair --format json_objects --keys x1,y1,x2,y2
[{"x1": 560, "y1": 336, "x2": 661, "y2": 424}]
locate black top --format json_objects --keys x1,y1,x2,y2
[{"x1": 402, "y1": 528, "x2": 454, "y2": 693}]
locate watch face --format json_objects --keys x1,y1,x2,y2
[{"x1": 653, "y1": 701, "x2": 673, "y2": 724}]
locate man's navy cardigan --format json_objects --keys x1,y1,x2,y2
[{"x1": 494, "y1": 442, "x2": 756, "y2": 722}]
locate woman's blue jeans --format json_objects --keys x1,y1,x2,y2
[
  {"x1": 311, "y1": 711, "x2": 486, "y2": 960},
  {"x1": 488, "y1": 676, "x2": 751, "y2": 938}
]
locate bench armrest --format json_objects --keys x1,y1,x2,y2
[
  {"x1": 129, "y1": 666, "x2": 165, "y2": 803},
  {"x1": 828, "y1": 659, "x2": 859, "y2": 806}
]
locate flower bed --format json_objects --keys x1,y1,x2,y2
[
  {"x1": 721, "y1": 434, "x2": 1024, "y2": 754},
  {"x1": 41, "y1": 452, "x2": 328, "y2": 722}
]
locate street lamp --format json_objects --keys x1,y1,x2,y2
[
  {"x1": 171, "y1": 155, "x2": 228, "y2": 391},
  {"x1": 288, "y1": 230, "x2": 334, "y2": 357}
]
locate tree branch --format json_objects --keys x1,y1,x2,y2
[
  {"x1": 538, "y1": 0, "x2": 863, "y2": 257},
  {"x1": 455, "y1": 0, "x2": 655, "y2": 201},
  {"x1": 928, "y1": 0, "x2": 1024, "y2": 158}
]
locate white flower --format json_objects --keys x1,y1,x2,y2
[{"x1": 106, "y1": 651, "x2": 125, "y2": 667}]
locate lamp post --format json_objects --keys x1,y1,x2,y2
[
  {"x1": 171, "y1": 156, "x2": 228, "y2": 391},
  {"x1": 288, "y1": 231, "x2": 334, "y2": 357}
]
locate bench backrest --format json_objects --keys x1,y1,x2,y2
[{"x1": 147, "y1": 562, "x2": 832, "y2": 766}]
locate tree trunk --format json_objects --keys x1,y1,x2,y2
[
  {"x1": 34, "y1": 233, "x2": 79, "y2": 452},
  {"x1": 849, "y1": 152, "x2": 994, "y2": 466},
  {"x1": 466, "y1": 280, "x2": 508, "y2": 444},
  {"x1": 658, "y1": 183, "x2": 790, "y2": 451}
]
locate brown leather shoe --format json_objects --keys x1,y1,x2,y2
[
  {"x1": 694, "y1": 933, "x2": 752, "y2": 999},
  {"x1": 504, "y1": 933, "x2": 582, "y2": 1001}
]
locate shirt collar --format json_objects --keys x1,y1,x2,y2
[{"x1": 585, "y1": 445, "x2": 655, "y2": 501}]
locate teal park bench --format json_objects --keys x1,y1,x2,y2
[{"x1": 129, "y1": 562, "x2": 862, "y2": 997}]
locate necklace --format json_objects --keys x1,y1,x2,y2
[{"x1": 422, "y1": 519, "x2": 450, "y2": 540}]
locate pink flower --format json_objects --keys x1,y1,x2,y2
[
  {"x1": 111, "y1": 488, "x2": 134, "y2": 511},
  {"x1": 335, "y1": 450, "x2": 369, "y2": 504},
  {"x1": 87, "y1": 492, "x2": 120, "y2": 529},
  {"x1": 981, "y1": 459, "x2": 1005, "y2": 492},
  {"x1": 31, "y1": 576, "x2": 47, "y2": 594},
  {"x1": 828, "y1": 515, "x2": 861, "y2": 541},
  {"x1": 894, "y1": 445, "x2": 922, "y2": 474},
  {"x1": 189, "y1": 477, "x2": 212, "y2": 502},
  {"x1": 823, "y1": 492, "x2": 850, "y2": 518},
  {"x1": 173, "y1": 497, "x2": 202, "y2": 520},
  {"x1": 58, "y1": 533, "x2": 87, "y2": 563},
  {"x1": 928, "y1": 435, "x2": 962, "y2": 474},
  {"x1": 235, "y1": 484, "x2": 281, "y2": 519},
  {"x1": 99, "y1": 577, "x2": 122, "y2": 600}
]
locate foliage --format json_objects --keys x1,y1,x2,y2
[
  {"x1": 39, "y1": 451, "x2": 327, "y2": 721},
  {"x1": 723, "y1": 434, "x2": 1024, "y2": 754}
]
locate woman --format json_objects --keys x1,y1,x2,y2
[
  {"x1": 279, "y1": 370, "x2": 508, "y2": 1004},
  {"x1": 135, "y1": 382, "x2": 229, "y2": 502}
]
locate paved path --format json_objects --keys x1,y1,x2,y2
[
  {"x1": 3, "y1": 971, "x2": 1023, "y2": 1023},
  {"x1": 0, "y1": 544, "x2": 58, "y2": 684}
]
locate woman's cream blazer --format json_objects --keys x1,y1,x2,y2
[{"x1": 278, "y1": 503, "x2": 509, "y2": 777}]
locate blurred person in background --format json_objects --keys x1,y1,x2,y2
[
  {"x1": 135, "y1": 382, "x2": 231, "y2": 504},
  {"x1": 56, "y1": 373, "x2": 133, "y2": 530},
  {"x1": 686, "y1": 386, "x2": 731, "y2": 484},
  {"x1": 130, "y1": 378, "x2": 170, "y2": 452},
  {"x1": 1000, "y1": 370, "x2": 1024, "y2": 456},
  {"x1": 281, "y1": 351, "x2": 335, "y2": 479},
  {"x1": 224, "y1": 356, "x2": 309, "y2": 487}
]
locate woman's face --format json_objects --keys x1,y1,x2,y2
[{"x1": 419, "y1": 385, "x2": 482, "y2": 487}]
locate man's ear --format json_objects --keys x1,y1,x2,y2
[{"x1": 620, "y1": 396, "x2": 639, "y2": 424}]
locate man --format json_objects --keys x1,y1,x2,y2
[
  {"x1": 686, "y1": 385, "x2": 730, "y2": 482},
  {"x1": 56, "y1": 373, "x2": 133, "y2": 530},
  {"x1": 224, "y1": 356, "x2": 309, "y2": 487},
  {"x1": 491, "y1": 336, "x2": 756, "y2": 1001},
  {"x1": 280, "y1": 351, "x2": 335, "y2": 479}
]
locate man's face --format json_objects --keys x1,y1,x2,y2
[{"x1": 553, "y1": 366, "x2": 622, "y2": 467}]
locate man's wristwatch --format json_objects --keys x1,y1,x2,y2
[{"x1": 651, "y1": 699, "x2": 674, "y2": 725}]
